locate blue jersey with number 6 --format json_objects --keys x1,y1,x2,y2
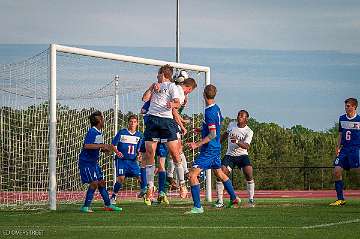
[
  {"x1": 339, "y1": 114, "x2": 360, "y2": 148},
  {"x1": 112, "y1": 129, "x2": 142, "y2": 161}
]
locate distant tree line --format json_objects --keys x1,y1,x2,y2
[{"x1": 1, "y1": 104, "x2": 359, "y2": 193}]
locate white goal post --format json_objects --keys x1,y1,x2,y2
[{"x1": 48, "y1": 44, "x2": 212, "y2": 210}]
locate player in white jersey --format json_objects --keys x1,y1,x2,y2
[
  {"x1": 214, "y1": 110, "x2": 255, "y2": 208},
  {"x1": 142, "y1": 65, "x2": 192, "y2": 202},
  {"x1": 166, "y1": 73, "x2": 196, "y2": 193}
]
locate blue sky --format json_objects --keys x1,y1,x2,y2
[{"x1": 1, "y1": 0, "x2": 360, "y2": 52}]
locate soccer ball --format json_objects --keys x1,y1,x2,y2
[{"x1": 174, "y1": 70, "x2": 189, "y2": 83}]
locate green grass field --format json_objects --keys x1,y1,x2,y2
[{"x1": 1, "y1": 198, "x2": 360, "y2": 239}]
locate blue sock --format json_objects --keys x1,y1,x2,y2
[
  {"x1": 190, "y1": 184, "x2": 201, "y2": 208},
  {"x1": 335, "y1": 180, "x2": 344, "y2": 200},
  {"x1": 84, "y1": 186, "x2": 96, "y2": 207},
  {"x1": 158, "y1": 171, "x2": 166, "y2": 193},
  {"x1": 223, "y1": 179, "x2": 237, "y2": 201},
  {"x1": 98, "y1": 185, "x2": 111, "y2": 206},
  {"x1": 112, "y1": 182, "x2": 122, "y2": 198},
  {"x1": 140, "y1": 167, "x2": 147, "y2": 190}
]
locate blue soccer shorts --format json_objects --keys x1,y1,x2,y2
[
  {"x1": 116, "y1": 159, "x2": 140, "y2": 178},
  {"x1": 192, "y1": 150, "x2": 221, "y2": 170},
  {"x1": 333, "y1": 146, "x2": 360, "y2": 170},
  {"x1": 222, "y1": 155, "x2": 252, "y2": 170},
  {"x1": 79, "y1": 164, "x2": 104, "y2": 184},
  {"x1": 144, "y1": 115, "x2": 178, "y2": 142},
  {"x1": 139, "y1": 141, "x2": 168, "y2": 158}
]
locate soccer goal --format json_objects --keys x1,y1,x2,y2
[{"x1": 0, "y1": 44, "x2": 211, "y2": 210}]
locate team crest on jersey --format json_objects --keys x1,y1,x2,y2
[
  {"x1": 120, "y1": 135, "x2": 140, "y2": 144},
  {"x1": 341, "y1": 121, "x2": 360, "y2": 130}
]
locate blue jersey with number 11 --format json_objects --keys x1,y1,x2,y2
[
  {"x1": 112, "y1": 129, "x2": 143, "y2": 161},
  {"x1": 339, "y1": 114, "x2": 360, "y2": 147}
]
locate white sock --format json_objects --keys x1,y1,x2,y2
[
  {"x1": 146, "y1": 165, "x2": 155, "y2": 188},
  {"x1": 166, "y1": 160, "x2": 175, "y2": 178},
  {"x1": 180, "y1": 153, "x2": 188, "y2": 174},
  {"x1": 216, "y1": 181, "x2": 224, "y2": 203},
  {"x1": 175, "y1": 163, "x2": 185, "y2": 185},
  {"x1": 247, "y1": 180, "x2": 255, "y2": 200}
]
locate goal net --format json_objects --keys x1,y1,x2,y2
[{"x1": 0, "y1": 44, "x2": 211, "y2": 210}]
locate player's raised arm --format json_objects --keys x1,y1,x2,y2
[{"x1": 142, "y1": 83, "x2": 156, "y2": 102}]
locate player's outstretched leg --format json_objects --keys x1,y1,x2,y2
[
  {"x1": 214, "y1": 179, "x2": 225, "y2": 208},
  {"x1": 185, "y1": 168, "x2": 204, "y2": 214},
  {"x1": 138, "y1": 166, "x2": 147, "y2": 198},
  {"x1": 243, "y1": 165, "x2": 255, "y2": 207},
  {"x1": 166, "y1": 160, "x2": 178, "y2": 190},
  {"x1": 157, "y1": 156, "x2": 169, "y2": 205},
  {"x1": 330, "y1": 166, "x2": 346, "y2": 206},
  {"x1": 214, "y1": 169, "x2": 240, "y2": 208},
  {"x1": 81, "y1": 182, "x2": 97, "y2": 213},
  {"x1": 98, "y1": 180, "x2": 122, "y2": 212}
]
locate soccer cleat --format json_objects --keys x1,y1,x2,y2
[
  {"x1": 329, "y1": 200, "x2": 346, "y2": 206},
  {"x1": 104, "y1": 204, "x2": 122, "y2": 212},
  {"x1": 228, "y1": 197, "x2": 241, "y2": 208},
  {"x1": 144, "y1": 197, "x2": 152, "y2": 206},
  {"x1": 179, "y1": 184, "x2": 188, "y2": 199},
  {"x1": 185, "y1": 206, "x2": 204, "y2": 214},
  {"x1": 248, "y1": 198, "x2": 255, "y2": 208},
  {"x1": 80, "y1": 206, "x2": 94, "y2": 213},
  {"x1": 213, "y1": 199, "x2": 225, "y2": 208},
  {"x1": 157, "y1": 191, "x2": 170, "y2": 205}
]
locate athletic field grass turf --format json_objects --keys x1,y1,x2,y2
[{"x1": 1, "y1": 198, "x2": 360, "y2": 239}]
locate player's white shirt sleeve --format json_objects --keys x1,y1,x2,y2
[
  {"x1": 243, "y1": 128, "x2": 253, "y2": 145},
  {"x1": 169, "y1": 82, "x2": 180, "y2": 102},
  {"x1": 176, "y1": 85, "x2": 185, "y2": 105}
]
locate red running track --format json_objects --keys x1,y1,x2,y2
[{"x1": 1, "y1": 190, "x2": 360, "y2": 203}]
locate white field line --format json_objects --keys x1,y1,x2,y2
[
  {"x1": 302, "y1": 219, "x2": 360, "y2": 229},
  {"x1": 1, "y1": 219, "x2": 359, "y2": 230}
]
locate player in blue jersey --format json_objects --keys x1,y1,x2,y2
[
  {"x1": 186, "y1": 84, "x2": 240, "y2": 214},
  {"x1": 110, "y1": 115, "x2": 143, "y2": 205},
  {"x1": 79, "y1": 111, "x2": 122, "y2": 213},
  {"x1": 330, "y1": 98, "x2": 360, "y2": 206}
]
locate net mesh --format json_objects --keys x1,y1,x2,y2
[{"x1": 0, "y1": 47, "x2": 206, "y2": 209}]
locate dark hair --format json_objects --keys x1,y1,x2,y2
[
  {"x1": 238, "y1": 110, "x2": 249, "y2": 118},
  {"x1": 345, "y1": 98, "x2": 358, "y2": 108},
  {"x1": 128, "y1": 114, "x2": 138, "y2": 122},
  {"x1": 180, "y1": 78, "x2": 197, "y2": 89},
  {"x1": 89, "y1": 111, "x2": 103, "y2": 127},
  {"x1": 204, "y1": 84, "x2": 217, "y2": 99},
  {"x1": 158, "y1": 64, "x2": 173, "y2": 80}
]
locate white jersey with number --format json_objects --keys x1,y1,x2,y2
[
  {"x1": 148, "y1": 81, "x2": 180, "y2": 119},
  {"x1": 226, "y1": 121, "x2": 253, "y2": 156}
]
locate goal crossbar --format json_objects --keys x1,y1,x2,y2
[{"x1": 49, "y1": 44, "x2": 211, "y2": 210}]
